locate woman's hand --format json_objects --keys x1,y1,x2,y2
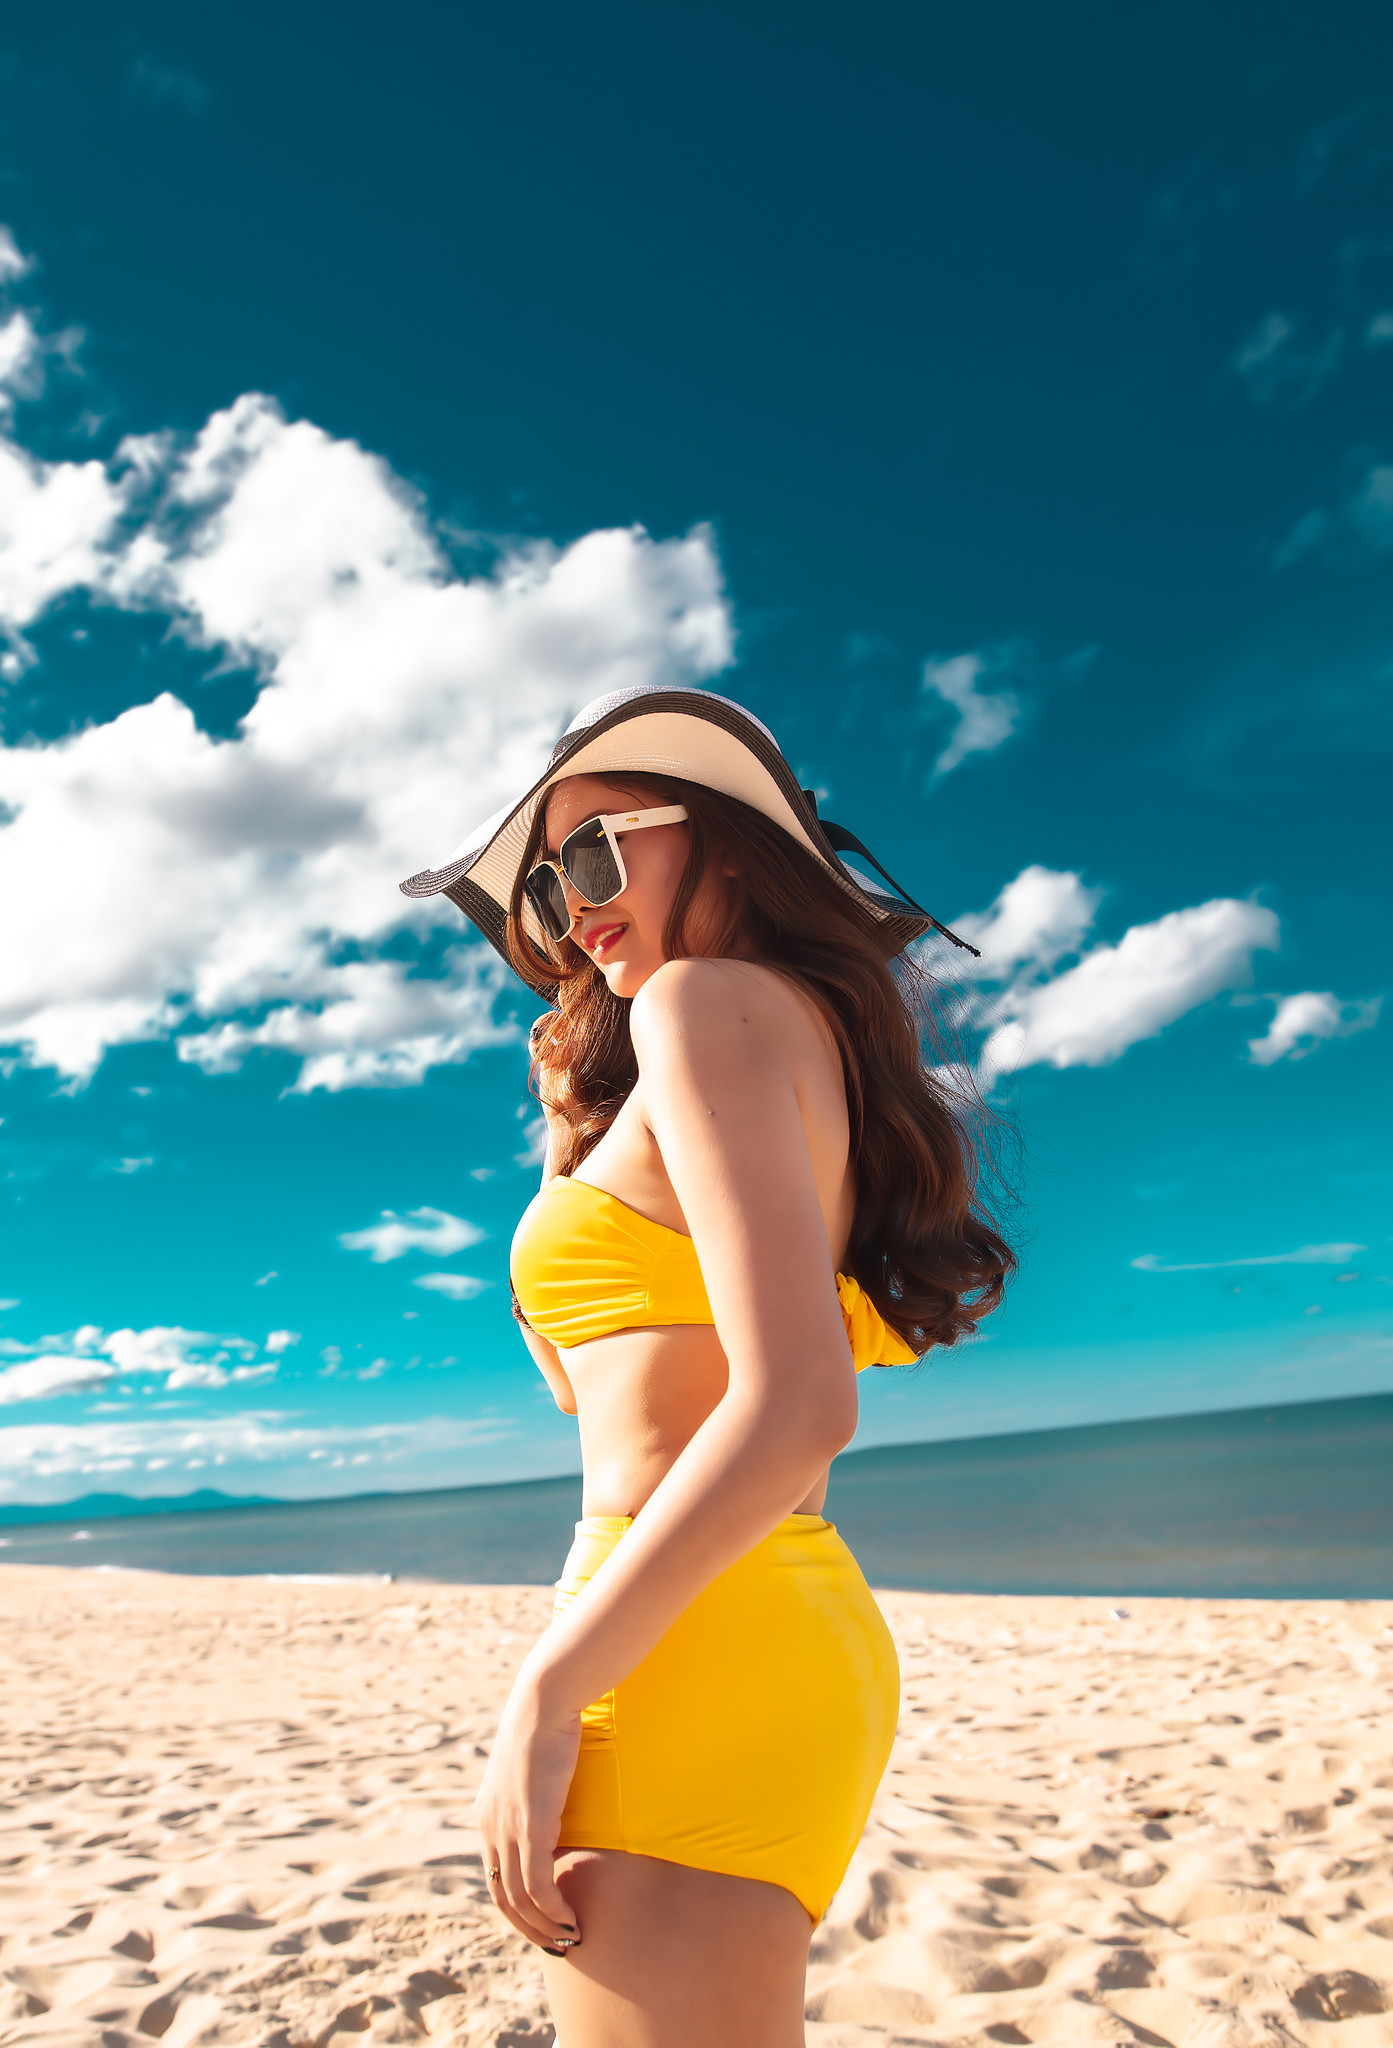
[{"x1": 473, "y1": 1665, "x2": 584, "y2": 1952}]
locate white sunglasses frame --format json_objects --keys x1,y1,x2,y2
[{"x1": 524, "y1": 803, "x2": 690, "y2": 938}]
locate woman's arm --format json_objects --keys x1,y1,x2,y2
[
  {"x1": 528, "y1": 957, "x2": 857, "y2": 1681},
  {"x1": 476, "y1": 958, "x2": 858, "y2": 1943},
  {"x1": 517, "y1": 1317, "x2": 576, "y2": 1415}
]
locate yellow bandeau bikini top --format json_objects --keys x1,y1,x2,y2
[{"x1": 510, "y1": 1174, "x2": 917, "y2": 1371}]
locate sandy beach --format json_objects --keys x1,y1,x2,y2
[{"x1": 1, "y1": 1566, "x2": 1391, "y2": 2047}]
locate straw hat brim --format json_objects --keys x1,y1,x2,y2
[{"x1": 399, "y1": 687, "x2": 932, "y2": 998}]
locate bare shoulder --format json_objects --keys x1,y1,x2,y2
[{"x1": 629, "y1": 958, "x2": 821, "y2": 1072}]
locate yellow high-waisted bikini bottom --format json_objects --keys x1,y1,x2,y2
[{"x1": 552, "y1": 1513, "x2": 900, "y2": 1923}]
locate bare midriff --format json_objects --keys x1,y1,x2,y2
[{"x1": 558, "y1": 1322, "x2": 832, "y2": 1520}]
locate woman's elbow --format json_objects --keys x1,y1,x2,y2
[
  {"x1": 775, "y1": 1378, "x2": 858, "y2": 1465},
  {"x1": 815, "y1": 1392, "x2": 859, "y2": 1461}
]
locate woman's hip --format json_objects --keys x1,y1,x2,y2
[
  {"x1": 551, "y1": 1512, "x2": 899, "y2": 1920},
  {"x1": 553, "y1": 1512, "x2": 899, "y2": 1761}
]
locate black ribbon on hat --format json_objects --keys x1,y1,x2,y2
[{"x1": 802, "y1": 791, "x2": 980, "y2": 957}]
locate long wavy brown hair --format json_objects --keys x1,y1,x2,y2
[{"x1": 506, "y1": 773, "x2": 1014, "y2": 1356}]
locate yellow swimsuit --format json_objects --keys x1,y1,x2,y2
[
  {"x1": 511, "y1": 1174, "x2": 918, "y2": 1367},
  {"x1": 510, "y1": 1174, "x2": 906, "y2": 1922}
]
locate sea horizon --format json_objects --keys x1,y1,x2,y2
[
  {"x1": 4, "y1": 1381, "x2": 1388, "y2": 1527},
  {"x1": 3, "y1": 1388, "x2": 1391, "y2": 1599}
]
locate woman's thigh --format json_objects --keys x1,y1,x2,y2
[{"x1": 542, "y1": 1849, "x2": 813, "y2": 2048}]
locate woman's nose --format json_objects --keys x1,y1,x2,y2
[{"x1": 558, "y1": 872, "x2": 595, "y2": 919}]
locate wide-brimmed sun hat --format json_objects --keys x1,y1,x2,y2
[{"x1": 399, "y1": 683, "x2": 977, "y2": 996}]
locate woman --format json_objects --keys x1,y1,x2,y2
[{"x1": 400, "y1": 684, "x2": 1012, "y2": 2046}]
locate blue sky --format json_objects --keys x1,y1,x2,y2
[{"x1": 0, "y1": 1, "x2": 1389, "y2": 1505}]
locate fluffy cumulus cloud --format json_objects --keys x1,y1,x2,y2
[
  {"x1": 1247, "y1": 990, "x2": 1382, "y2": 1066},
  {"x1": 0, "y1": 1408, "x2": 512, "y2": 1497},
  {"x1": 944, "y1": 865, "x2": 1281, "y2": 1087},
  {"x1": 0, "y1": 1354, "x2": 115, "y2": 1407},
  {"x1": 950, "y1": 866, "x2": 1101, "y2": 978},
  {"x1": 0, "y1": 236, "x2": 1297, "y2": 1105},
  {"x1": 0, "y1": 238, "x2": 732, "y2": 1089},
  {"x1": 0, "y1": 1322, "x2": 277, "y2": 1405},
  {"x1": 338, "y1": 1207, "x2": 484, "y2": 1263}
]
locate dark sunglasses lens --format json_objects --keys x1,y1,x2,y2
[
  {"x1": 560, "y1": 820, "x2": 622, "y2": 906},
  {"x1": 523, "y1": 865, "x2": 570, "y2": 942}
]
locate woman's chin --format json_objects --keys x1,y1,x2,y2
[{"x1": 600, "y1": 953, "x2": 658, "y2": 998}]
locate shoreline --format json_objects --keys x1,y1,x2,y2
[
  {"x1": 8, "y1": 1551, "x2": 1393, "y2": 1605},
  {"x1": 3, "y1": 1565, "x2": 1391, "y2": 2045}
]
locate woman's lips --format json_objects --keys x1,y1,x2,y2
[{"x1": 584, "y1": 921, "x2": 627, "y2": 957}]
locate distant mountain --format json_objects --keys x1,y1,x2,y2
[{"x1": 0, "y1": 1488, "x2": 281, "y2": 1527}]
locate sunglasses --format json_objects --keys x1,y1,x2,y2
[{"x1": 523, "y1": 804, "x2": 689, "y2": 943}]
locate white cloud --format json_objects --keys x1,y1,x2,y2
[
  {"x1": 0, "y1": 1355, "x2": 115, "y2": 1406},
  {"x1": 0, "y1": 1322, "x2": 264, "y2": 1404},
  {"x1": 1247, "y1": 990, "x2": 1381, "y2": 1066},
  {"x1": 0, "y1": 245, "x2": 1296, "y2": 1111},
  {"x1": 165, "y1": 1361, "x2": 229, "y2": 1390},
  {"x1": 1132, "y1": 1242, "x2": 1365, "y2": 1273},
  {"x1": 949, "y1": 864, "x2": 1101, "y2": 977},
  {"x1": 414, "y1": 1272, "x2": 489, "y2": 1300},
  {"x1": 101, "y1": 1324, "x2": 245, "y2": 1375},
  {"x1": 265, "y1": 1329, "x2": 300, "y2": 1353},
  {"x1": 176, "y1": 953, "x2": 511, "y2": 1094},
  {"x1": 339, "y1": 1205, "x2": 484, "y2": 1263},
  {"x1": 0, "y1": 435, "x2": 124, "y2": 669},
  {"x1": 979, "y1": 899, "x2": 1279, "y2": 1082},
  {"x1": 113, "y1": 1155, "x2": 154, "y2": 1174},
  {"x1": 0, "y1": 340, "x2": 732, "y2": 1086},
  {"x1": 0, "y1": 312, "x2": 42, "y2": 411},
  {"x1": 949, "y1": 869, "x2": 1281, "y2": 1087},
  {"x1": 0, "y1": 1408, "x2": 514, "y2": 1495},
  {"x1": 0, "y1": 228, "x2": 33, "y2": 286},
  {"x1": 923, "y1": 648, "x2": 1021, "y2": 778}
]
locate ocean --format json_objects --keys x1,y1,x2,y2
[{"x1": 2, "y1": 1391, "x2": 1390, "y2": 1598}]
